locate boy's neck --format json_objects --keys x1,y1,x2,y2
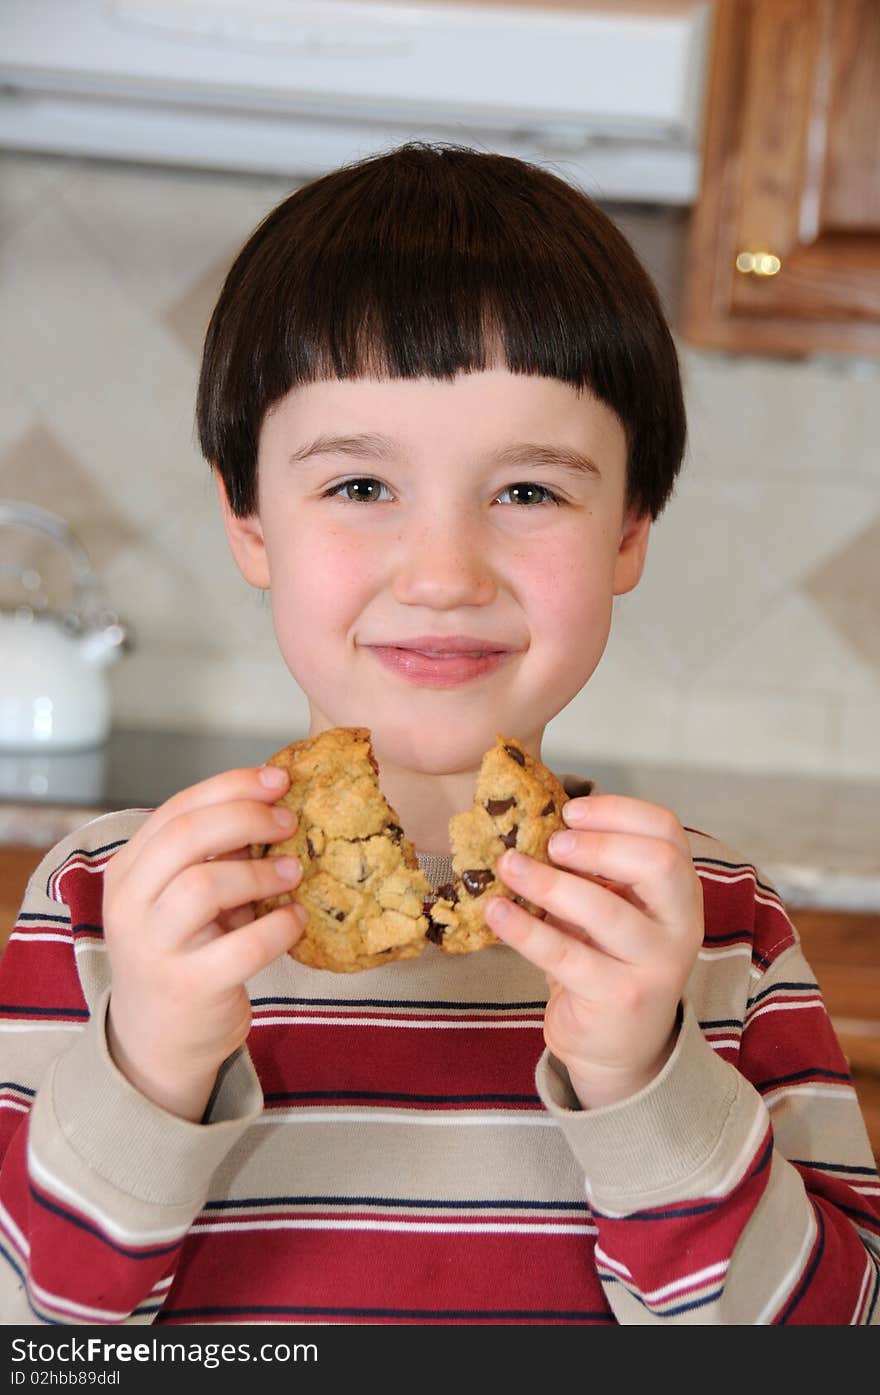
[{"x1": 375, "y1": 764, "x2": 481, "y2": 855}]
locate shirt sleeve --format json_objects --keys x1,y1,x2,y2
[
  {"x1": 0, "y1": 818, "x2": 263, "y2": 1325},
  {"x1": 535, "y1": 869, "x2": 880, "y2": 1325}
]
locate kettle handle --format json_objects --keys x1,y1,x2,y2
[{"x1": 0, "y1": 500, "x2": 106, "y2": 618}]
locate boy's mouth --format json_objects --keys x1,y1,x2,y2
[{"x1": 365, "y1": 635, "x2": 518, "y2": 688}]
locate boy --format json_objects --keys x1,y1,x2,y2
[{"x1": 1, "y1": 143, "x2": 877, "y2": 1326}]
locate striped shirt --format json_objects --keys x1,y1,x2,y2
[{"x1": 1, "y1": 805, "x2": 878, "y2": 1325}]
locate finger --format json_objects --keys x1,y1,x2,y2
[
  {"x1": 197, "y1": 904, "x2": 306, "y2": 989},
  {"x1": 561, "y1": 794, "x2": 691, "y2": 856},
  {"x1": 485, "y1": 895, "x2": 619, "y2": 996},
  {"x1": 496, "y1": 851, "x2": 647, "y2": 962},
  {"x1": 112, "y1": 765, "x2": 291, "y2": 868},
  {"x1": 122, "y1": 799, "x2": 298, "y2": 908},
  {"x1": 544, "y1": 829, "x2": 699, "y2": 924},
  {"x1": 154, "y1": 854, "x2": 303, "y2": 945}
]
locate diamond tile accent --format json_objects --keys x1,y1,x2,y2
[
  {"x1": 163, "y1": 255, "x2": 235, "y2": 360},
  {"x1": 0, "y1": 422, "x2": 139, "y2": 611},
  {"x1": 801, "y1": 516, "x2": 880, "y2": 673}
]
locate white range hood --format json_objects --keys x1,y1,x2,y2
[{"x1": 0, "y1": 0, "x2": 711, "y2": 203}]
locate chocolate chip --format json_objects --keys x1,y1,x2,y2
[
  {"x1": 437, "y1": 882, "x2": 459, "y2": 905},
  {"x1": 504, "y1": 743, "x2": 526, "y2": 767},
  {"x1": 426, "y1": 919, "x2": 445, "y2": 945},
  {"x1": 386, "y1": 823, "x2": 404, "y2": 845},
  {"x1": 306, "y1": 836, "x2": 316, "y2": 859},
  {"x1": 487, "y1": 797, "x2": 516, "y2": 816},
  {"x1": 540, "y1": 801, "x2": 556, "y2": 816},
  {"x1": 500, "y1": 827, "x2": 518, "y2": 849},
  {"x1": 462, "y1": 869, "x2": 494, "y2": 897},
  {"x1": 334, "y1": 910, "x2": 346, "y2": 922}
]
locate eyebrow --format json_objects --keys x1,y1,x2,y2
[{"x1": 288, "y1": 433, "x2": 602, "y2": 480}]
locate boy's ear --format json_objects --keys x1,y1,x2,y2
[
  {"x1": 612, "y1": 506, "x2": 652, "y2": 596},
  {"x1": 214, "y1": 471, "x2": 271, "y2": 589}
]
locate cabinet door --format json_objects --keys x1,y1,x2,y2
[
  {"x1": 683, "y1": 0, "x2": 880, "y2": 356},
  {"x1": 0, "y1": 846, "x2": 49, "y2": 954}
]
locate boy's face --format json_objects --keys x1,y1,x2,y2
[{"x1": 220, "y1": 369, "x2": 649, "y2": 773}]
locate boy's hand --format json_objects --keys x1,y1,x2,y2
[
  {"x1": 102, "y1": 766, "x2": 306, "y2": 1123},
  {"x1": 484, "y1": 796, "x2": 704, "y2": 1110}
]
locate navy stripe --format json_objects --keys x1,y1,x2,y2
[
  {"x1": 16, "y1": 913, "x2": 70, "y2": 924},
  {"x1": 0, "y1": 1241, "x2": 51, "y2": 1325},
  {"x1": 699, "y1": 1018, "x2": 743, "y2": 1030},
  {"x1": 700, "y1": 931, "x2": 752, "y2": 947},
  {"x1": 1, "y1": 1238, "x2": 161, "y2": 1327},
  {"x1": 252, "y1": 996, "x2": 548, "y2": 1010},
  {"x1": 0, "y1": 1004, "x2": 88, "y2": 1020},
  {"x1": 160, "y1": 1303, "x2": 611, "y2": 1322},
  {"x1": 202, "y1": 1193, "x2": 592, "y2": 1213},
  {"x1": 867, "y1": 1263, "x2": 879, "y2": 1325},
  {"x1": 831, "y1": 1200, "x2": 880, "y2": 1231},
  {"x1": 45, "y1": 840, "x2": 128, "y2": 897},
  {"x1": 29, "y1": 1184, "x2": 183, "y2": 1261},
  {"x1": 71, "y1": 923, "x2": 105, "y2": 936},
  {"x1": 776, "y1": 1204, "x2": 825, "y2": 1324},
  {"x1": 264, "y1": 1089, "x2": 540, "y2": 1105},
  {"x1": 756, "y1": 1067, "x2": 852, "y2": 1090},
  {"x1": 789, "y1": 1158, "x2": 879, "y2": 1178},
  {"x1": 602, "y1": 1272, "x2": 724, "y2": 1317},
  {"x1": 0, "y1": 1080, "x2": 36, "y2": 1097},
  {"x1": 597, "y1": 1134, "x2": 773, "y2": 1223},
  {"x1": 693, "y1": 857, "x2": 779, "y2": 897},
  {"x1": 747, "y1": 980, "x2": 819, "y2": 1008}
]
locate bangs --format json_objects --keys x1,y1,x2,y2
[{"x1": 198, "y1": 143, "x2": 685, "y2": 518}]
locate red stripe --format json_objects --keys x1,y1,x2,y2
[
  {"x1": 249, "y1": 1021, "x2": 546, "y2": 1100},
  {"x1": 160, "y1": 1226, "x2": 610, "y2": 1322}
]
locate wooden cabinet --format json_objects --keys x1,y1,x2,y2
[
  {"x1": 794, "y1": 908, "x2": 880, "y2": 1162},
  {"x1": 0, "y1": 844, "x2": 47, "y2": 949},
  {"x1": 683, "y1": 0, "x2": 880, "y2": 356}
]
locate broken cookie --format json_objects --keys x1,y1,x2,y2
[
  {"x1": 250, "y1": 727, "x2": 431, "y2": 973},
  {"x1": 252, "y1": 728, "x2": 571, "y2": 971},
  {"x1": 424, "y1": 735, "x2": 568, "y2": 954}
]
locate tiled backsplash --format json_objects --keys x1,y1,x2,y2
[{"x1": 2, "y1": 151, "x2": 879, "y2": 780}]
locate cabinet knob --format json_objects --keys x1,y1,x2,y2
[{"x1": 735, "y1": 250, "x2": 782, "y2": 277}]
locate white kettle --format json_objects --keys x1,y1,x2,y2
[{"x1": 0, "y1": 502, "x2": 131, "y2": 750}]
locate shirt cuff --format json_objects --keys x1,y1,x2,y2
[
  {"x1": 30, "y1": 987, "x2": 263, "y2": 1226},
  {"x1": 535, "y1": 1000, "x2": 762, "y2": 1211}
]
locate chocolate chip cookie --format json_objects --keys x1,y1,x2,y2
[
  {"x1": 250, "y1": 727, "x2": 432, "y2": 973},
  {"x1": 425, "y1": 735, "x2": 568, "y2": 954}
]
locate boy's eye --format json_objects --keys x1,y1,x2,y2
[
  {"x1": 326, "y1": 477, "x2": 392, "y2": 503},
  {"x1": 495, "y1": 482, "x2": 562, "y2": 506}
]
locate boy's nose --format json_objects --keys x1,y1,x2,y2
[{"x1": 390, "y1": 517, "x2": 498, "y2": 609}]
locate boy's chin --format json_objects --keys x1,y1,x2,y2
[{"x1": 365, "y1": 715, "x2": 531, "y2": 776}]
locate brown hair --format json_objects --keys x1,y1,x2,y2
[{"x1": 197, "y1": 141, "x2": 686, "y2": 519}]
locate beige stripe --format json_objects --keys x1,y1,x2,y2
[{"x1": 210, "y1": 1117, "x2": 590, "y2": 1207}]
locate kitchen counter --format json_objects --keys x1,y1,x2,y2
[{"x1": 1, "y1": 728, "x2": 879, "y2": 913}]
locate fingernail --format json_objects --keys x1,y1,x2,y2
[
  {"x1": 486, "y1": 896, "x2": 512, "y2": 925},
  {"x1": 562, "y1": 800, "x2": 589, "y2": 824},
  {"x1": 501, "y1": 850, "x2": 528, "y2": 876},
  {"x1": 275, "y1": 857, "x2": 300, "y2": 881},
  {"x1": 273, "y1": 806, "x2": 295, "y2": 828},
  {"x1": 259, "y1": 765, "x2": 288, "y2": 789},
  {"x1": 549, "y1": 830, "x2": 575, "y2": 856}
]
